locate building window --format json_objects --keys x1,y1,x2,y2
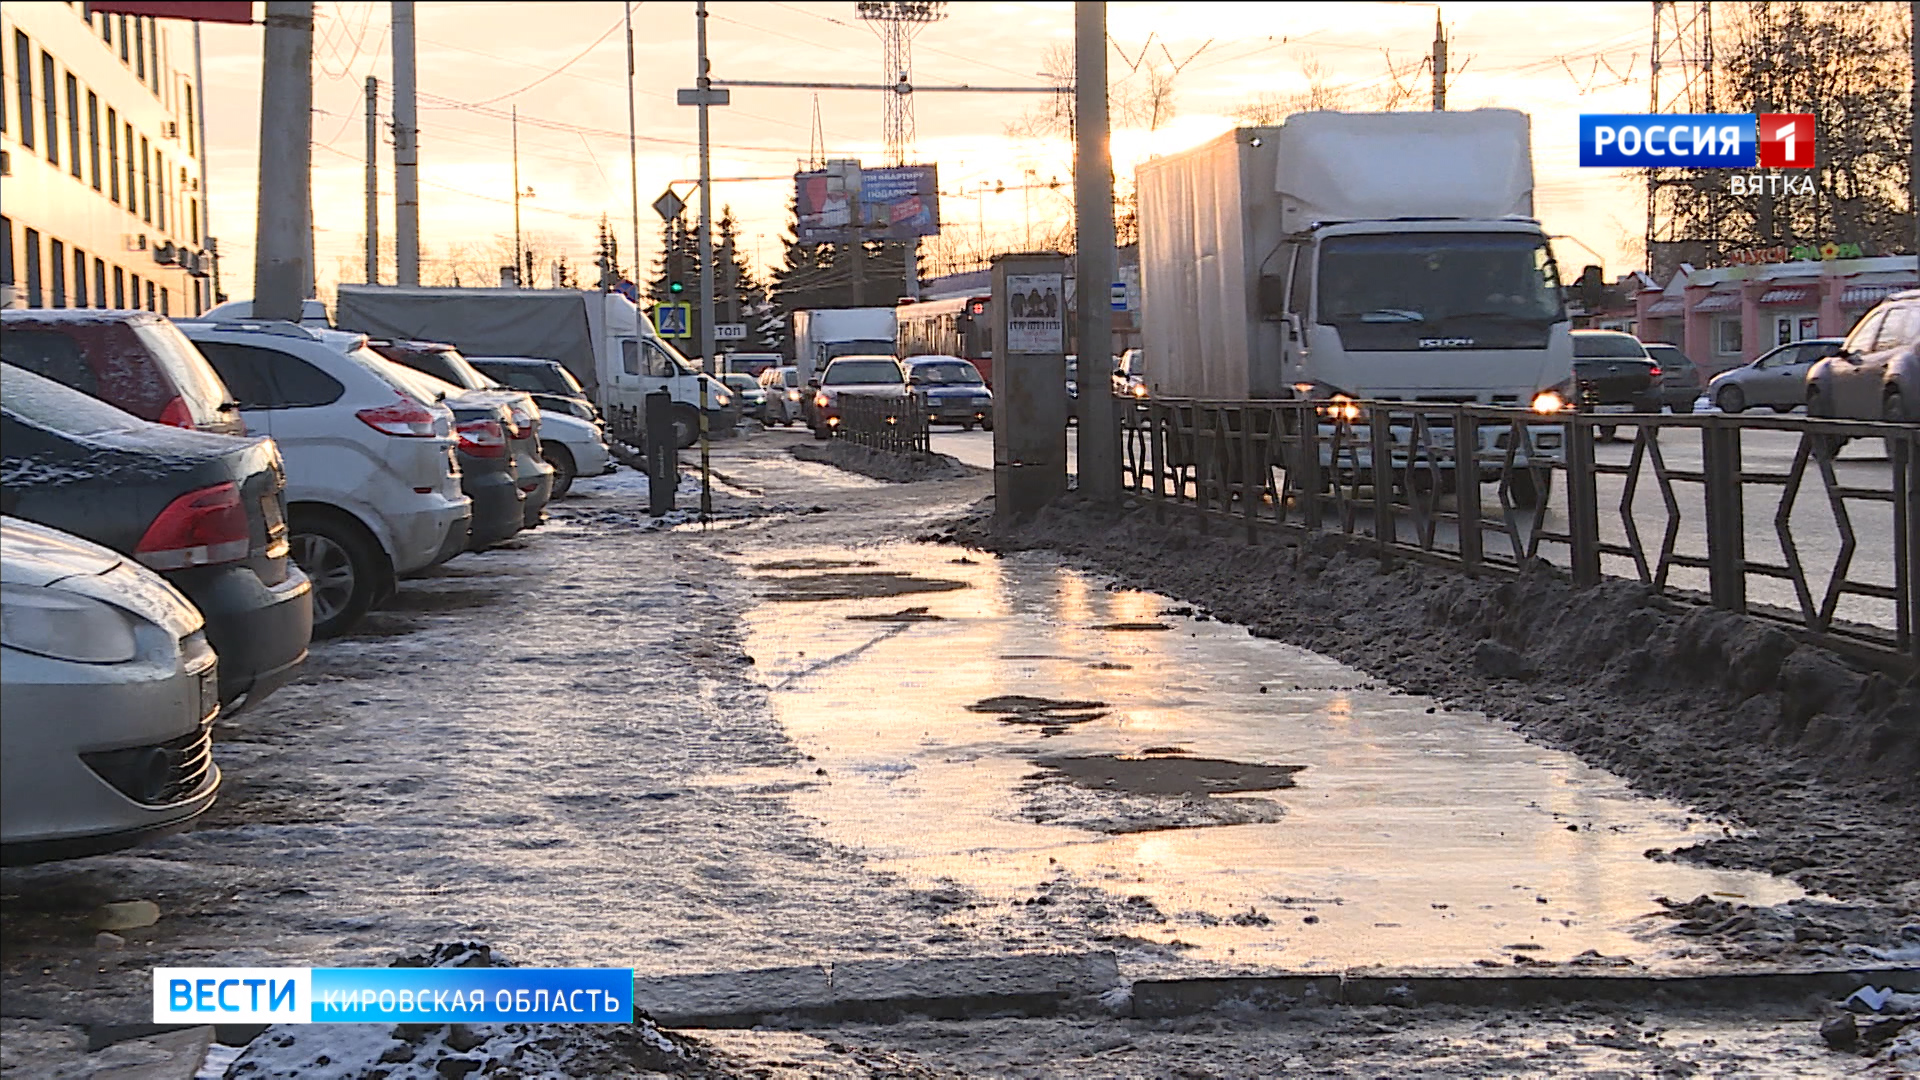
[
  {"x1": 14, "y1": 31, "x2": 32, "y2": 149},
  {"x1": 185, "y1": 83, "x2": 194, "y2": 154},
  {"x1": 190, "y1": 198, "x2": 200, "y2": 245},
  {"x1": 140, "y1": 134, "x2": 151, "y2": 222},
  {"x1": 113, "y1": 265, "x2": 124, "y2": 307},
  {"x1": 24, "y1": 227, "x2": 42, "y2": 306},
  {"x1": 160, "y1": 287, "x2": 169, "y2": 316},
  {"x1": 1777, "y1": 317, "x2": 1792, "y2": 347},
  {"x1": 147, "y1": 19, "x2": 159, "y2": 94},
  {"x1": 125, "y1": 121, "x2": 136, "y2": 212},
  {"x1": 93, "y1": 257, "x2": 105, "y2": 308},
  {"x1": 1717, "y1": 318, "x2": 1744, "y2": 356},
  {"x1": 107, "y1": 107, "x2": 120, "y2": 202},
  {"x1": 50, "y1": 239, "x2": 66, "y2": 307},
  {"x1": 101, "y1": 12, "x2": 111, "y2": 47},
  {"x1": 40, "y1": 50, "x2": 57, "y2": 165},
  {"x1": 0, "y1": 215, "x2": 13, "y2": 289},
  {"x1": 65, "y1": 71, "x2": 81, "y2": 178},
  {"x1": 0, "y1": 24, "x2": 7, "y2": 137},
  {"x1": 119, "y1": 15, "x2": 129, "y2": 63},
  {"x1": 156, "y1": 151, "x2": 166, "y2": 231},
  {"x1": 145, "y1": 279, "x2": 154, "y2": 312},
  {"x1": 133, "y1": 16, "x2": 143, "y2": 79},
  {"x1": 86, "y1": 90, "x2": 100, "y2": 188},
  {"x1": 72, "y1": 246, "x2": 87, "y2": 307},
  {"x1": 1798, "y1": 315, "x2": 1820, "y2": 340}
]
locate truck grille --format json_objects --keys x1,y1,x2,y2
[{"x1": 82, "y1": 719, "x2": 216, "y2": 807}]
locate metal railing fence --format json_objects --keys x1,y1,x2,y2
[{"x1": 835, "y1": 392, "x2": 932, "y2": 455}]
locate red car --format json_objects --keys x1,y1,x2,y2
[{"x1": 1, "y1": 310, "x2": 244, "y2": 436}]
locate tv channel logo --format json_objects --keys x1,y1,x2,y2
[{"x1": 1579, "y1": 114, "x2": 1815, "y2": 169}]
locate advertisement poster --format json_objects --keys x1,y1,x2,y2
[
  {"x1": 1004, "y1": 273, "x2": 1064, "y2": 353},
  {"x1": 795, "y1": 164, "x2": 940, "y2": 244}
]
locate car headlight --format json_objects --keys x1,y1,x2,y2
[
  {"x1": 787, "y1": 389, "x2": 802, "y2": 401},
  {"x1": 0, "y1": 584, "x2": 140, "y2": 664},
  {"x1": 714, "y1": 392, "x2": 731, "y2": 407},
  {"x1": 1531, "y1": 390, "x2": 1568, "y2": 414},
  {"x1": 814, "y1": 392, "x2": 830, "y2": 408},
  {"x1": 1129, "y1": 382, "x2": 1149, "y2": 399}
]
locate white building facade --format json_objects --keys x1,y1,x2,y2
[{"x1": 1, "y1": 2, "x2": 213, "y2": 315}]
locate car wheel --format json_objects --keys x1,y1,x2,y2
[
  {"x1": 982, "y1": 417, "x2": 994, "y2": 432},
  {"x1": 782, "y1": 417, "x2": 795, "y2": 427},
  {"x1": 289, "y1": 510, "x2": 381, "y2": 639},
  {"x1": 542, "y1": 443, "x2": 577, "y2": 498},
  {"x1": 1886, "y1": 390, "x2": 1910, "y2": 461},
  {"x1": 1507, "y1": 469, "x2": 1552, "y2": 511},
  {"x1": 1716, "y1": 384, "x2": 1746, "y2": 413},
  {"x1": 812, "y1": 423, "x2": 831, "y2": 440},
  {"x1": 1770, "y1": 404, "x2": 1797, "y2": 414},
  {"x1": 670, "y1": 405, "x2": 700, "y2": 450},
  {"x1": 1808, "y1": 389, "x2": 1851, "y2": 455},
  {"x1": 962, "y1": 421, "x2": 975, "y2": 432},
  {"x1": 1670, "y1": 399, "x2": 1696, "y2": 415},
  {"x1": 1597, "y1": 425, "x2": 1617, "y2": 441}
]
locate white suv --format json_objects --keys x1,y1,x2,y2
[{"x1": 177, "y1": 321, "x2": 472, "y2": 637}]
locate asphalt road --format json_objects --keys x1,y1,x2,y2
[{"x1": 930, "y1": 423, "x2": 1906, "y2": 633}]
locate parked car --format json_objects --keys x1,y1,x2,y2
[
  {"x1": 1639, "y1": 343, "x2": 1702, "y2": 413},
  {"x1": 1, "y1": 517, "x2": 223, "y2": 865},
  {"x1": 375, "y1": 364, "x2": 524, "y2": 551},
  {"x1": 528, "y1": 409, "x2": 613, "y2": 498},
  {"x1": 2, "y1": 310, "x2": 245, "y2": 436},
  {"x1": 202, "y1": 297, "x2": 334, "y2": 329},
  {"x1": 720, "y1": 373, "x2": 769, "y2": 424},
  {"x1": 904, "y1": 355, "x2": 993, "y2": 430},
  {"x1": 1570, "y1": 330, "x2": 1659, "y2": 440},
  {"x1": 0, "y1": 365, "x2": 312, "y2": 708},
  {"x1": 177, "y1": 321, "x2": 472, "y2": 638},
  {"x1": 1809, "y1": 290, "x2": 1918, "y2": 456},
  {"x1": 1113, "y1": 348, "x2": 1149, "y2": 399},
  {"x1": 367, "y1": 340, "x2": 555, "y2": 530},
  {"x1": 1707, "y1": 338, "x2": 1844, "y2": 414},
  {"x1": 465, "y1": 356, "x2": 601, "y2": 424},
  {"x1": 809, "y1": 355, "x2": 908, "y2": 439},
  {"x1": 758, "y1": 366, "x2": 806, "y2": 427}
]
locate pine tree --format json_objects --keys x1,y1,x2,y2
[{"x1": 594, "y1": 214, "x2": 624, "y2": 289}]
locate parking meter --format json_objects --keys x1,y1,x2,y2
[{"x1": 644, "y1": 389, "x2": 677, "y2": 516}]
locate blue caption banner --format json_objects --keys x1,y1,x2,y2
[
  {"x1": 154, "y1": 967, "x2": 634, "y2": 1024},
  {"x1": 1580, "y1": 114, "x2": 1756, "y2": 168}
]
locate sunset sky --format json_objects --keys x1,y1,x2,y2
[{"x1": 196, "y1": 1, "x2": 1660, "y2": 297}]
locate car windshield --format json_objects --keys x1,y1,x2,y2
[
  {"x1": 911, "y1": 362, "x2": 983, "y2": 385},
  {"x1": 824, "y1": 340, "x2": 898, "y2": 361},
  {"x1": 1318, "y1": 233, "x2": 1566, "y2": 326},
  {"x1": 722, "y1": 374, "x2": 757, "y2": 391},
  {"x1": 1643, "y1": 344, "x2": 1689, "y2": 366},
  {"x1": 823, "y1": 359, "x2": 903, "y2": 385},
  {"x1": 132, "y1": 320, "x2": 236, "y2": 421},
  {"x1": 1573, "y1": 334, "x2": 1650, "y2": 359}
]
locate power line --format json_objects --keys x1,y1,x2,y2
[{"x1": 461, "y1": 10, "x2": 627, "y2": 108}]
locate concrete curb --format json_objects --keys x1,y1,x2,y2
[
  {"x1": 1127, "y1": 967, "x2": 1920, "y2": 1018},
  {"x1": 633, "y1": 952, "x2": 1123, "y2": 1028}
]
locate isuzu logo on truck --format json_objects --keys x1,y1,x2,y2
[{"x1": 1419, "y1": 337, "x2": 1477, "y2": 349}]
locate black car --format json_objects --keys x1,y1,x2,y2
[
  {"x1": 467, "y1": 356, "x2": 601, "y2": 425},
  {"x1": 0, "y1": 364, "x2": 313, "y2": 710},
  {"x1": 1640, "y1": 343, "x2": 1702, "y2": 414},
  {"x1": 1570, "y1": 330, "x2": 1658, "y2": 439}
]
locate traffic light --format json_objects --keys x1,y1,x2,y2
[{"x1": 670, "y1": 280, "x2": 684, "y2": 294}]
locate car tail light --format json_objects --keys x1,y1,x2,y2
[
  {"x1": 356, "y1": 396, "x2": 439, "y2": 437},
  {"x1": 157, "y1": 396, "x2": 196, "y2": 429},
  {"x1": 456, "y1": 418, "x2": 507, "y2": 458},
  {"x1": 136, "y1": 482, "x2": 250, "y2": 570},
  {"x1": 505, "y1": 402, "x2": 536, "y2": 440},
  {"x1": 1648, "y1": 365, "x2": 1662, "y2": 378}
]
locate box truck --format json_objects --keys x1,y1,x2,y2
[
  {"x1": 791, "y1": 307, "x2": 900, "y2": 385},
  {"x1": 335, "y1": 285, "x2": 733, "y2": 448},
  {"x1": 1136, "y1": 109, "x2": 1575, "y2": 500}
]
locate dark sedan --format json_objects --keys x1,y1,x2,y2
[
  {"x1": 1571, "y1": 330, "x2": 1658, "y2": 440},
  {"x1": 466, "y1": 356, "x2": 602, "y2": 425},
  {"x1": 0, "y1": 364, "x2": 313, "y2": 710},
  {"x1": 904, "y1": 355, "x2": 993, "y2": 430}
]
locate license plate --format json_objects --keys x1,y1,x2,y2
[{"x1": 1594, "y1": 404, "x2": 1635, "y2": 414}]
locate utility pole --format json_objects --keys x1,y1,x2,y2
[
  {"x1": 511, "y1": 105, "x2": 523, "y2": 286},
  {"x1": 393, "y1": 0, "x2": 419, "y2": 285},
  {"x1": 625, "y1": 1, "x2": 641, "y2": 288},
  {"x1": 1431, "y1": 9, "x2": 1447, "y2": 111},
  {"x1": 1074, "y1": 0, "x2": 1118, "y2": 500},
  {"x1": 1910, "y1": 0, "x2": 1918, "y2": 258},
  {"x1": 365, "y1": 75, "x2": 379, "y2": 284},
  {"x1": 192, "y1": 21, "x2": 217, "y2": 309},
  {"x1": 255, "y1": 1, "x2": 312, "y2": 322},
  {"x1": 694, "y1": 1, "x2": 717, "y2": 372}
]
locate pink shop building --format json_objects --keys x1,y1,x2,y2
[{"x1": 1632, "y1": 255, "x2": 1918, "y2": 377}]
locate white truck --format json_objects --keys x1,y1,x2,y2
[
  {"x1": 791, "y1": 307, "x2": 900, "y2": 385},
  {"x1": 1136, "y1": 109, "x2": 1575, "y2": 502},
  {"x1": 334, "y1": 285, "x2": 733, "y2": 448}
]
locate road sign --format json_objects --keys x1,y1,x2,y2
[
  {"x1": 713, "y1": 323, "x2": 747, "y2": 341},
  {"x1": 652, "y1": 189, "x2": 686, "y2": 222},
  {"x1": 655, "y1": 303, "x2": 692, "y2": 338},
  {"x1": 676, "y1": 87, "x2": 731, "y2": 107},
  {"x1": 1110, "y1": 282, "x2": 1127, "y2": 311}
]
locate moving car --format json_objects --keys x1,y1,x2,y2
[
  {"x1": 1, "y1": 517, "x2": 223, "y2": 865},
  {"x1": 810, "y1": 355, "x2": 908, "y2": 439},
  {"x1": 367, "y1": 340, "x2": 555, "y2": 530},
  {"x1": 2, "y1": 310, "x2": 246, "y2": 436},
  {"x1": 1113, "y1": 348, "x2": 1149, "y2": 399},
  {"x1": 0, "y1": 365, "x2": 312, "y2": 709},
  {"x1": 720, "y1": 373, "x2": 769, "y2": 424},
  {"x1": 1809, "y1": 290, "x2": 1918, "y2": 456},
  {"x1": 1639, "y1": 343, "x2": 1702, "y2": 414},
  {"x1": 465, "y1": 356, "x2": 601, "y2": 424},
  {"x1": 904, "y1": 355, "x2": 993, "y2": 430},
  {"x1": 178, "y1": 321, "x2": 472, "y2": 638},
  {"x1": 1707, "y1": 338, "x2": 1844, "y2": 413},
  {"x1": 1570, "y1": 330, "x2": 1658, "y2": 440},
  {"x1": 758, "y1": 366, "x2": 806, "y2": 426}
]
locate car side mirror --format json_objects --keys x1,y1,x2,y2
[{"x1": 1284, "y1": 313, "x2": 1304, "y2": 341}]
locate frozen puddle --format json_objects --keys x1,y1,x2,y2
[{"x1": 739, "y1": 544, "x2": 1804, "y2": 975}]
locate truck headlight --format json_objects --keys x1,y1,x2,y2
[
  {"x1": 1322, "y1": 394, "x2": 1362, "y2": 422},
  {"x1": 1531, "y1": 390, "x2": 1568, "y2": 414},
  {"x1": 787, "y1": 389, "x2": 802, "y2": 401},
  {"x1": 814, "y1": 392, "x2": 830, "y2": 408},
  {"x1": 0, "y1": 585, "x2": 140, "y2": 664}
]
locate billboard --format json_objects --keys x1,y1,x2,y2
[{"x1": 796, "y1": 163, "x2": 940, "y2": 244}]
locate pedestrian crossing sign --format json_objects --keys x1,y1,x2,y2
[{"x1": 655, "y1": 303, "x2": 692, "y2": 339}]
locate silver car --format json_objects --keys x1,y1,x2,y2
[
  {"x1": 1, "y1": 517, "x2": 221, "y2": 864},
  {"x1": 1707, "y1": 338, "x2": 1844, "y2": 413}
]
